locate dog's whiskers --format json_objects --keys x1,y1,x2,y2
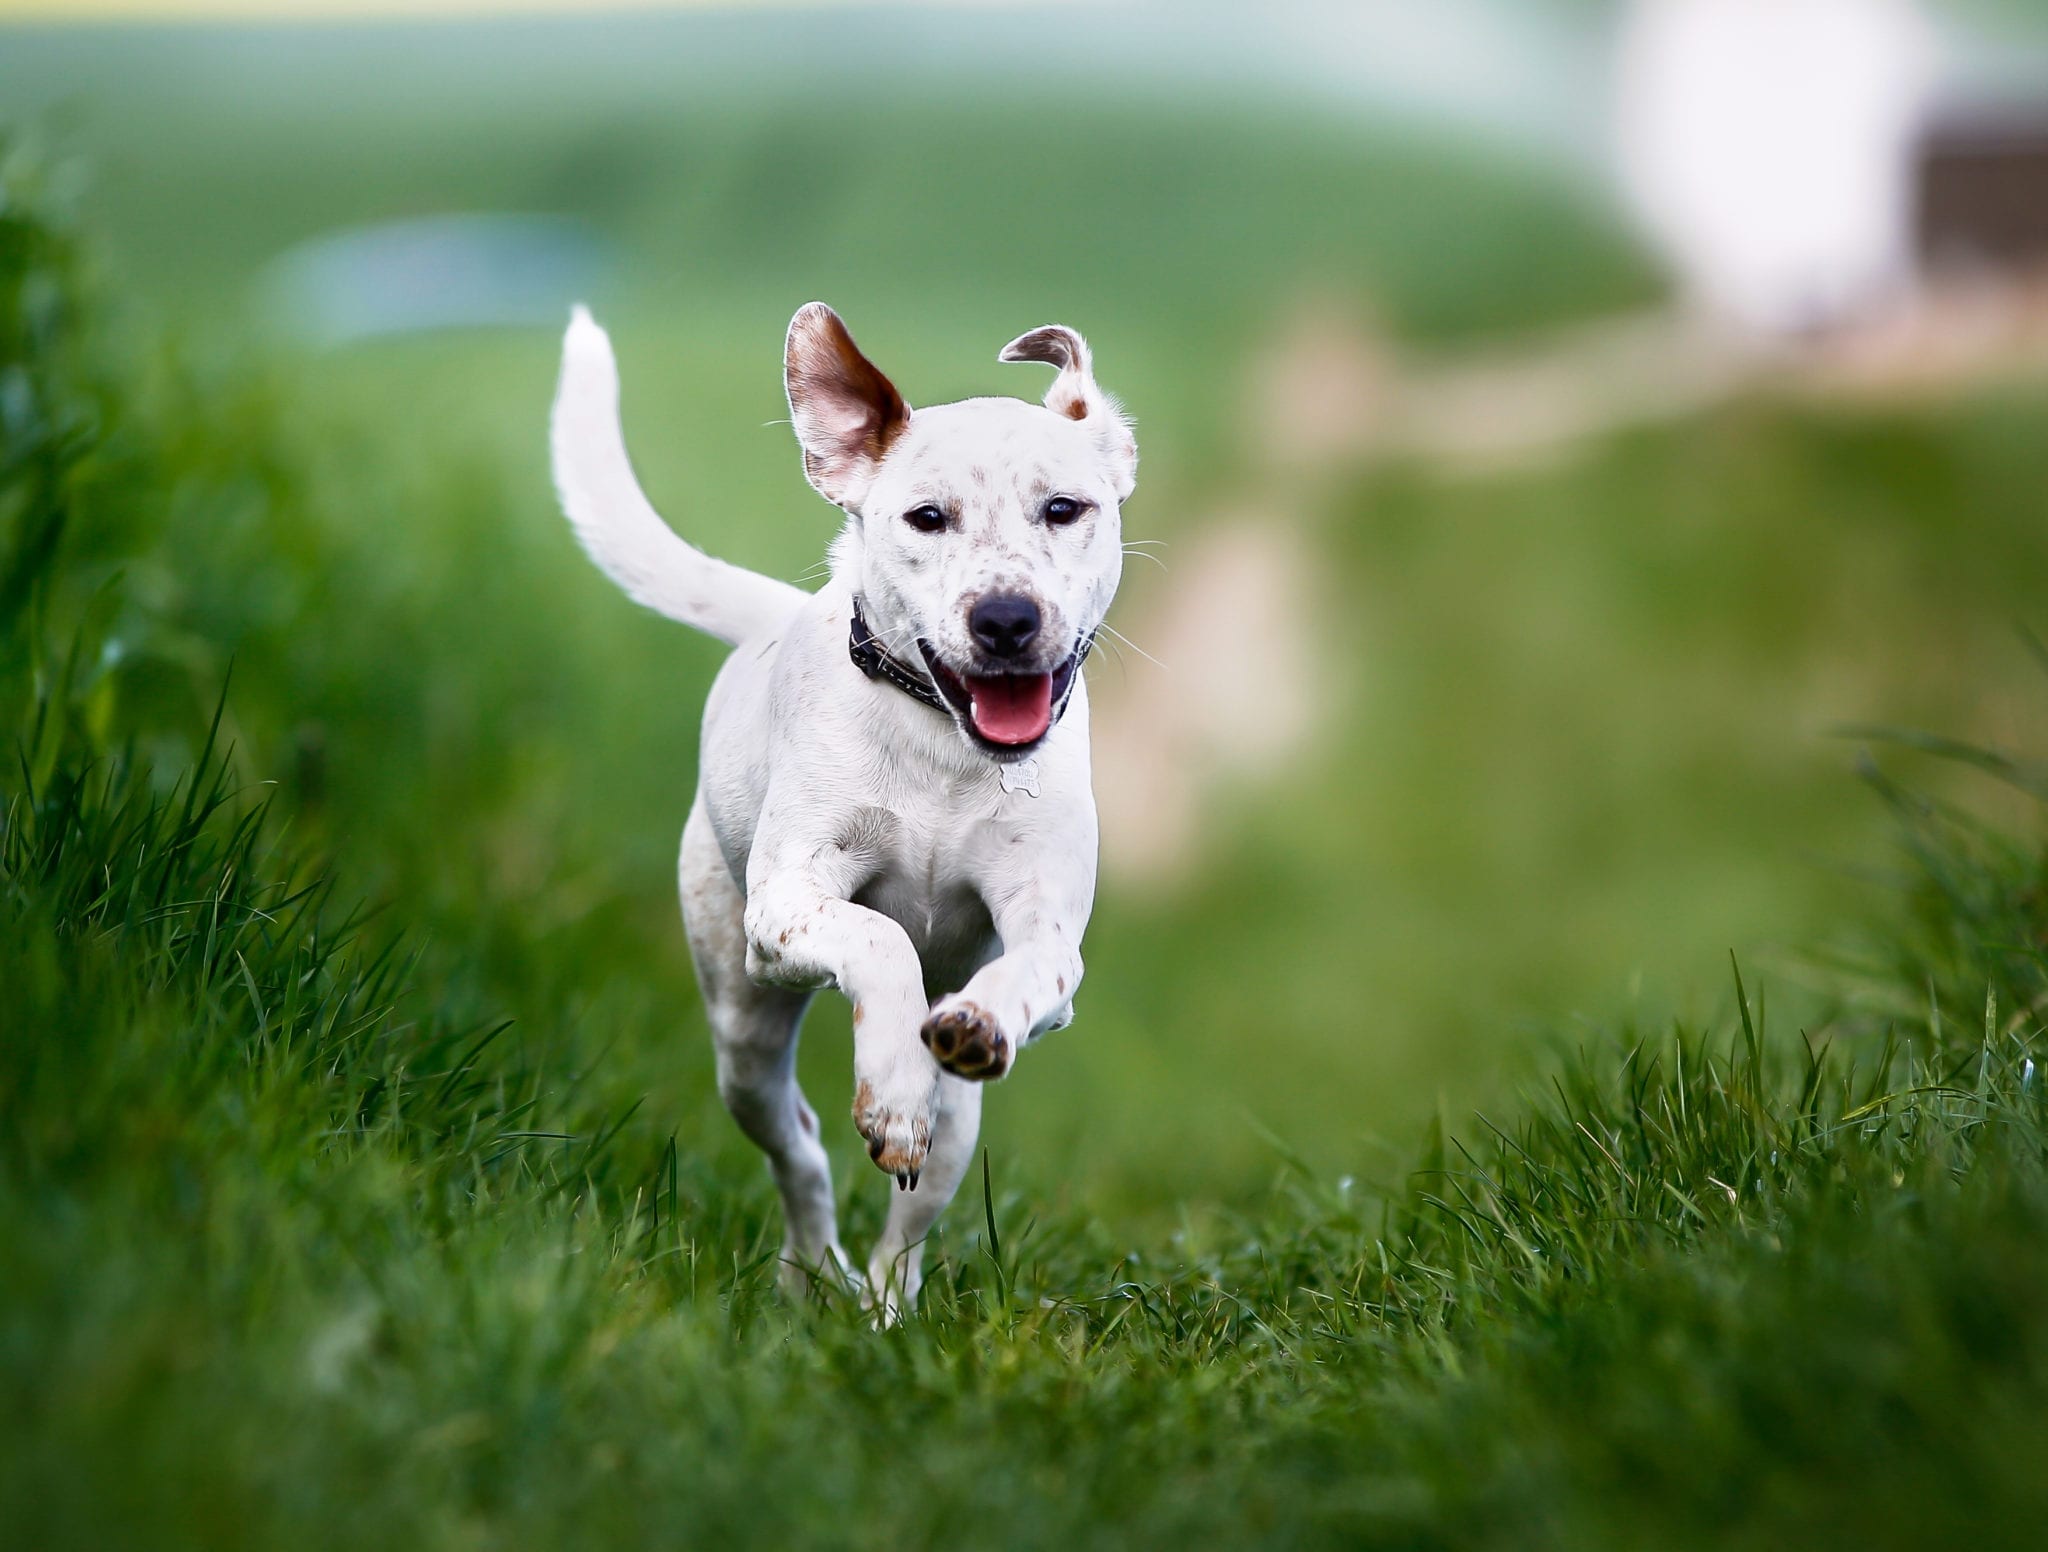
[
  {"x1": 1086, "y1": 635, "x2": 1133, "y2": 679},
  {"x1": 875, "y1": 621, "x2": 928, "y2": 668},
  {"x1": 1097, "y1": 622, "x2": 1164, "y2": 671}
]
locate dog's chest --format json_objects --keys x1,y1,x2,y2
[{"x1": 845, "y1": 796, "x2": 1005, "y2": 991}]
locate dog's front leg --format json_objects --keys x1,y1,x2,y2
[
  {"x1": 922, "y1": 862, "x2": 1091, "y2": 1082},
  {"x1": 744, "y1": 871, "x2": 940, "y2": 1185}
]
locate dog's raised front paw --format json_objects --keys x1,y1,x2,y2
[
  {"x1": 853, "y1": 1079, "x2": 933, "y2": 1188},
  {"x1": 920, "y1": 998, "x2": 1014, "y2": 1081}
]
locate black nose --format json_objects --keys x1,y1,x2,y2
[{"x1": 968, "y1": 593, "x2": 1041, "y2": 660}]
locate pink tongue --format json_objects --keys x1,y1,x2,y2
[{"x1": 967, "y1": 673, "x2": 1054, "y2": 745}]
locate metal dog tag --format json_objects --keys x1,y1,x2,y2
[{"x1": 999, "y1": 757, "x2": 1042, "y2": 798}]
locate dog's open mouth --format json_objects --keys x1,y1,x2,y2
[{"x1": 918, "y1": 643, "x2": 1081, "y2": 752}]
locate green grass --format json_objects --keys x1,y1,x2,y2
[{"x1": 8, "y1": 35, "x2": 2048, "y2": 1541}]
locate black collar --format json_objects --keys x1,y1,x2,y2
[
  {"x1": 847, "y1": 598, "x2": 1096, "y2": 723},
  {"x1": 848, "y1": 599, "x2": 949, "y2": 713}
]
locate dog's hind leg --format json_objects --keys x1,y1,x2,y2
[
  {"x1": 866, "y1": 1073, "x2": 982, "y2": 1321},
  {"x1": 681, "y1": 800, "x2": 853, "y2": 1297}
]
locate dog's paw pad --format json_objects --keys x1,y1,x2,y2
[
  {"x1": 920, "y1": 1001, "x2": 1013, "y2": 1081},
  {"x1": 853, "y1": 1081, "x2": 932, "y2": 1184}
]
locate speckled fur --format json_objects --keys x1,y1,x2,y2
[{"x1": 550, "y1": 303, "x2": 1135, "y2": 1315}]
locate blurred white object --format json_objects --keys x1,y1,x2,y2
[
  {"x1": 1616, "y1": 0, "x2": 1937, "y2": 334},
  {"x1": 261, "y1": 214, "x2": 606, "y2": 346}
]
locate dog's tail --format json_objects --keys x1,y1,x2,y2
[{"x1": 550, "y1": 306, "x2": 806, "y2": 647}]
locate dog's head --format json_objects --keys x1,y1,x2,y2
[{"x1": 785, "y1": 303, "x2": 1136, "y2": 760}]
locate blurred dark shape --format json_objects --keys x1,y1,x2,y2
[
  {"x1": 1917, "y1": 109, "x2": 2048, "y2": 279},
  {"x1": 292, "y1": 720, "x2": 327, "y2": 810},
  {"x1": 259, "y1": 212, "x2": 607, "y2": 345}
]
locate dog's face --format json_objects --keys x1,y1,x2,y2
[{"x1": 785, "y1": 305, "x2": 1136, "y2": 759}]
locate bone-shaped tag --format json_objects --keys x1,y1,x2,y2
[{"x1": 999, "y1": 757, "x2": 1042, "y2": 798}]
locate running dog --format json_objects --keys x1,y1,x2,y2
[{"x1": 549, "y1": 303, "x2": 1135, "y2": 1312}]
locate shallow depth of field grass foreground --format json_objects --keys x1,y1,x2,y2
[{"x1": 8, "y1": 117, "x2": 2048, "y2": 1550}]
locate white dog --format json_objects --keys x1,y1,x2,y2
[{"x1": 550, "y1": 302, "x2": 1135, "y2": 1311}]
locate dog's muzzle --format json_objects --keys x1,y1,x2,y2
[
  {"x1": 845, "y1": 600, "x2": 1088, "y2": 757},
  {"x1": 916, "y1": 641, "x2": 1086, "y2": 753}
]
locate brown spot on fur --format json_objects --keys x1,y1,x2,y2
[
  {"x1": 1057, "y1": 976, "x2": 1066, "y2": 994},
  {"x1": 852, "y1": 1003, "x2": 864, "y2": 1026},
  {"x1": 998, "y1": 324, "x2": 1100, "y2": 422},
  {"x1": 852, "y1": 1078, "x2": 932, "y2": 1174}
]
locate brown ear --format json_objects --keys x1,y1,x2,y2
[
  {"x1": 785, "y1": 303, "x2": 911, "y2": 507},
  {"x1": 1000, "y1": 323, "x2": 1137, "y2": 500}
]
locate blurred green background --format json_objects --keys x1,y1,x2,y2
[{"x1": 7, "y1": 2, "x2": 2047, "y2": 1220}]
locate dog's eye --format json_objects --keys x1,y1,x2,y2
[
  {"x1": 1043, "y1": 496, "x2": 1085, "y2": 526},
  {"x1": 902, "y1": 505, "x2": 949, "y2": 534}
]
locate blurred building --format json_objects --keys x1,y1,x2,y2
[
  {"x1": 1918, "y1": 104, "x2": 2048, "y2": 281},
  {"x1": 1616, "y1": 0, "x2": 1937, "y2": 334},
  {"x1": 1615, "y1": 0, "x2": 2048, "y2": 337}
]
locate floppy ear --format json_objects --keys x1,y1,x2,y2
[
  {"x1": 999, "y1": 323, "x2": 1138, "y2": 501},
  {"x1": 785, "y1": 302, "x2": 912, "y2": 507}
]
